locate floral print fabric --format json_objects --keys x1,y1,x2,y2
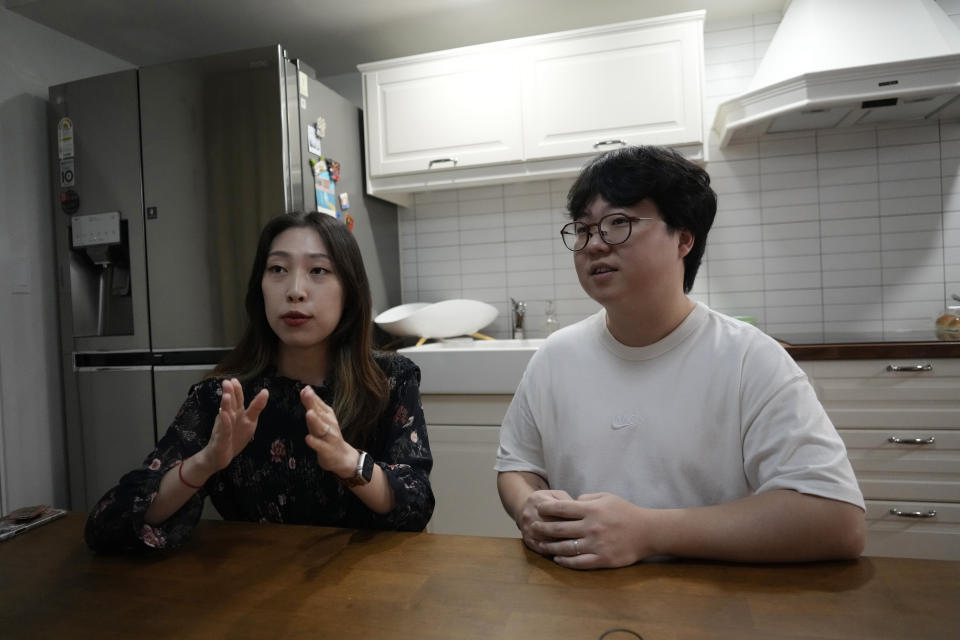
[{"x1": 85, "y1": 352, "x2": 434, "y2": 553}]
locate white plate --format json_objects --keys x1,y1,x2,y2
[{"x1": 375, "y1": 299, "x2": 499, "y2": 339}]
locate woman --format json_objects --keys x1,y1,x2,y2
[{"x1": 86, "y1": 212, "x2": 434, "y2": 552}]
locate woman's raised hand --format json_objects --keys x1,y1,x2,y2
[
  {"x1": 301, "y1": 385, "x2": 358, "y2": 479},
  {"x1": 199, "y1": 378, "x2": 269, "y2": 473}
]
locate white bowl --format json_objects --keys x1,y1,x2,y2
[
  {"x1": 374, "y1": 303, "x2": 432, "y2": 337},
  {"x1": 375, "y1": 299, "x2": 499, "y2": 339}
]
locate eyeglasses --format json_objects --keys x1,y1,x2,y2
[{"x1": 560, "y1": 214, "x2": 653, "y2": 251}]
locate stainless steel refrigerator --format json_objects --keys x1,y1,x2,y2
[{"x1": 49, "y1": 45, "x2": 399, "y2": 510}]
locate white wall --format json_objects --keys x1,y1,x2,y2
[
  {"x1": 0, "y1": 6, "x2": 131, "y2": 513},
  {"x1": 396, "y1": 3, "x2": 960, "y2": 340}
]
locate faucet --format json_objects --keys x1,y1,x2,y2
[{"x1": 510, "y1": 298, "x2": 526, "y2": 339}]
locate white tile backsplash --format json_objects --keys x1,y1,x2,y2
[
  {"x1": 878, "y1": 142, "x2": 940, "y2": 164},
  {"x1": 760, "y1": 187, "x2": 819, "y2": 208},
  {"x1": 822, "y1": 251, "x2": 881, "y2": 270},
  {"x1": 818, "y1": 148, "x2": 878, "y2": 169},
  {"x1": 396, "y1": 7, "x2": 960, "y2": 338},
  {"x1": 879, "y1": 160, "x2": 940, "y2": 181},
  {"x1": 818, "y1": 182, "x2": 879, "y2": 204},
  {"x1": 819, "y1": 200, "x2": 879, "y2": 220},
  {"x1": 818, "y1": 165, "x2": 879, "y2": 187},
  {"x1": 822, "y1": 286, "x2": 879, "y2": 305},
  {"x1": 821, "y1": 236, "x2": 880, "y2": 254},
  {"x1": 877, "y1": 124, "x2": 940, "y2": 146},
  {"x1": 822, "y1": 268, "x2": 882, "y2": 288},
  {"x1": 879, "y1": 178, "x2": 941, "y2": 200},
  {"x1": 942, "y1": 140, "x2": 960, "y2": 158},
  {"x1": 821, "y1": 217, "x2": 880, "y2": 236},
  {"x1": 880, "y1": 195, "x2": 942, "y2": 216},
  {"x1": 764, "y1": 271, "x2": 823, "y2": 290},
  {"x1": 762, "y1": 255, "x2": 821, "y2": 274}
]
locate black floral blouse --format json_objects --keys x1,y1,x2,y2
[{"x1": 85, "y1": 352, "x2": 434, "y2": 553}]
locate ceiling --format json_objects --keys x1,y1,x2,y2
[{"x1": 5, "y1": 0, "x2": 786, "y2": 77}]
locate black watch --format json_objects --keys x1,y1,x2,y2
[{"x1": 340, "y1": 450, "x2": 374, "y2": 487}]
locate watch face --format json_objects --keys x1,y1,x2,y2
[{"x1": 359, "y1": 451, "x2": 374, "y2": 483}]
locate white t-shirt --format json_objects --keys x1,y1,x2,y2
[{"x1": 495, "y1": 302, "x2": 865, "y2": 510}]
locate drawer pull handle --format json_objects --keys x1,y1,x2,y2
[
  {"x1": 888, "y1": 508, "x2": 937, "y2": 519},
  {"x1": 427, "y1": 158, "x2": 458, "y2": 169},
  {"x1": 885, "y1": 363, "x2": 933, "y2": 372},
  {"x1": 887, "y1": 436, "x2": 935, "y2": 445},
  {"x1": 593, "y1": 139, "x2": 626, "y2": 149}
]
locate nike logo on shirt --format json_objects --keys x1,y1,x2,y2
[{"x1": 611, "y1": 413, "x2": 639, "y2": 430}]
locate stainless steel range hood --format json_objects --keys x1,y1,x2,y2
[{"x1": 713, "y1": 0, "x2": 960, "y2": 147}]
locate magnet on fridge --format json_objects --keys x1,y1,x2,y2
[
  {"x1": 344, "y1": 213, "x2": 354, "y2": 231},
  {"x1": 339, "y1": 192, "x2": 350, "y2": 211},
  {"x1": 298, "y1": 70, "x2": 310, "y2": 97},
  {"x1": 59, "y1": 158, "x2": 76, "y2": 188},
  {"x1": 314, "y1": 167, "x2": 337, "y2": 218},
  {"x1": 309, "y1": 156, "x2": 328, "y2": 176},
  {"x1": 307, "y1": 124, "x2": 322, "y2": 156},
  {"x1": 315, "y1": 117, "x2": 326, "y2": 138},
  {"x1": 327, "y1": 160, "x2": 340, "y2": 182},
  {"x1": 60, "y1": 189, "x2": 80, "y2": 215},
  {"x1": 310, "y1": 158, "x2": 327, "y2": 177},
  {"x1": 57, "y1": 117, "x2": 75, "y2": 160}
]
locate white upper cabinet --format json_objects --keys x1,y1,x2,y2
[
  {"x1": 359, "y1": 11, "x2": 704, "y2": 205},
  {"x1": 521, "y1": 18, "x2": 704, "y2": 160},
  {"x1": 363, "y1": 51, "x2": 523, "y2": 177}
]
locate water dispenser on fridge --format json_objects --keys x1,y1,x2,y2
[{"x1": 68, "y1": 211, "x2": 132, "y2": 337}]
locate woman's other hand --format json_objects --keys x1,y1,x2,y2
[
  {"x1": 197, "y1": 378, "x2": 269, "y2": 473},
  {"x1": 301, "y1": 385, "x2": 359, "y2": 479}
]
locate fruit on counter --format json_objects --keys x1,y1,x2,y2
[{"x1": 934, "y1": 306, "x2": 960, "y2": 341}]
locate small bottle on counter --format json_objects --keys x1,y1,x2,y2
[
  {"x1": 935, "y1": 305, "x2": 960, "y2": 341},
  {"x1": 544, "y1": 299, "x2": 558, "y2": 335}
]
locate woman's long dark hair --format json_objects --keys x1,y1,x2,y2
[{"x1": 213, "y1": 212, "x2": 388, "y2": 449}]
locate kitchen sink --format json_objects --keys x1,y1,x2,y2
[{"x1": 398, "y1": 339, "x2": 545, "y2": 394}]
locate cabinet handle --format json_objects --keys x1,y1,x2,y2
[
  {"x1": 427, "y1": 158, "x2": 458, "y2": 169},
  {"x1": 888, "y1": 507, "x2": 937, "y2": 519},
  {"x1": 593, "y1": 139, "x2": 626, "y2": 149},
  {"x1": 887, "y1": 436, "x2": 936, "y2": 445},
  {"x1": 885, "y1": 363, "x2": 933, "y2": 372}
]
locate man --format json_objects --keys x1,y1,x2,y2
[{"x1": 495, "y1": 145, "x2": 865, "y2": 569}]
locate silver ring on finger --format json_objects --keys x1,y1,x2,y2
[{"x1": 573, "y1": 538, "x2": 581, "y2": 556}]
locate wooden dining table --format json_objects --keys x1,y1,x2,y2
[{"x1": 0, "y1": 513, "x2": 957, "y2": 639}]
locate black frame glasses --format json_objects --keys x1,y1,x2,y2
[{"x1": 560, "y1": 214, "x2": 653, "y2": 251}]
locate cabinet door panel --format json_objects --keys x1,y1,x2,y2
[
  {"x1": 427, "y1": 425, "x2": 519, "y2": 538},
  {"x1": 365, "y1": 54, "x2": 523, "y2": 176},
  {"x1": 522, "y1": 21, "x2": 703, "y2": 159}
]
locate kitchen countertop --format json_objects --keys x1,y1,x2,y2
[
  {"x1": 398, "y1": 333, "x2": 960, "y2": 394},
  {"x1": 774, "y1": 331, "x2": 960, "y2": 360}
]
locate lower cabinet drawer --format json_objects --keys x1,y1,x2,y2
[
  {"x1": 863, "y1": 500, "x2": 960, "y2": 561},
  {"x1": 840, "y1": 429, "x2": 960, "y2": 502}
]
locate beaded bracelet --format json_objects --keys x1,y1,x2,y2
[{"x1": 177, "y1": 460, "x2": 203, "y2": 490}]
